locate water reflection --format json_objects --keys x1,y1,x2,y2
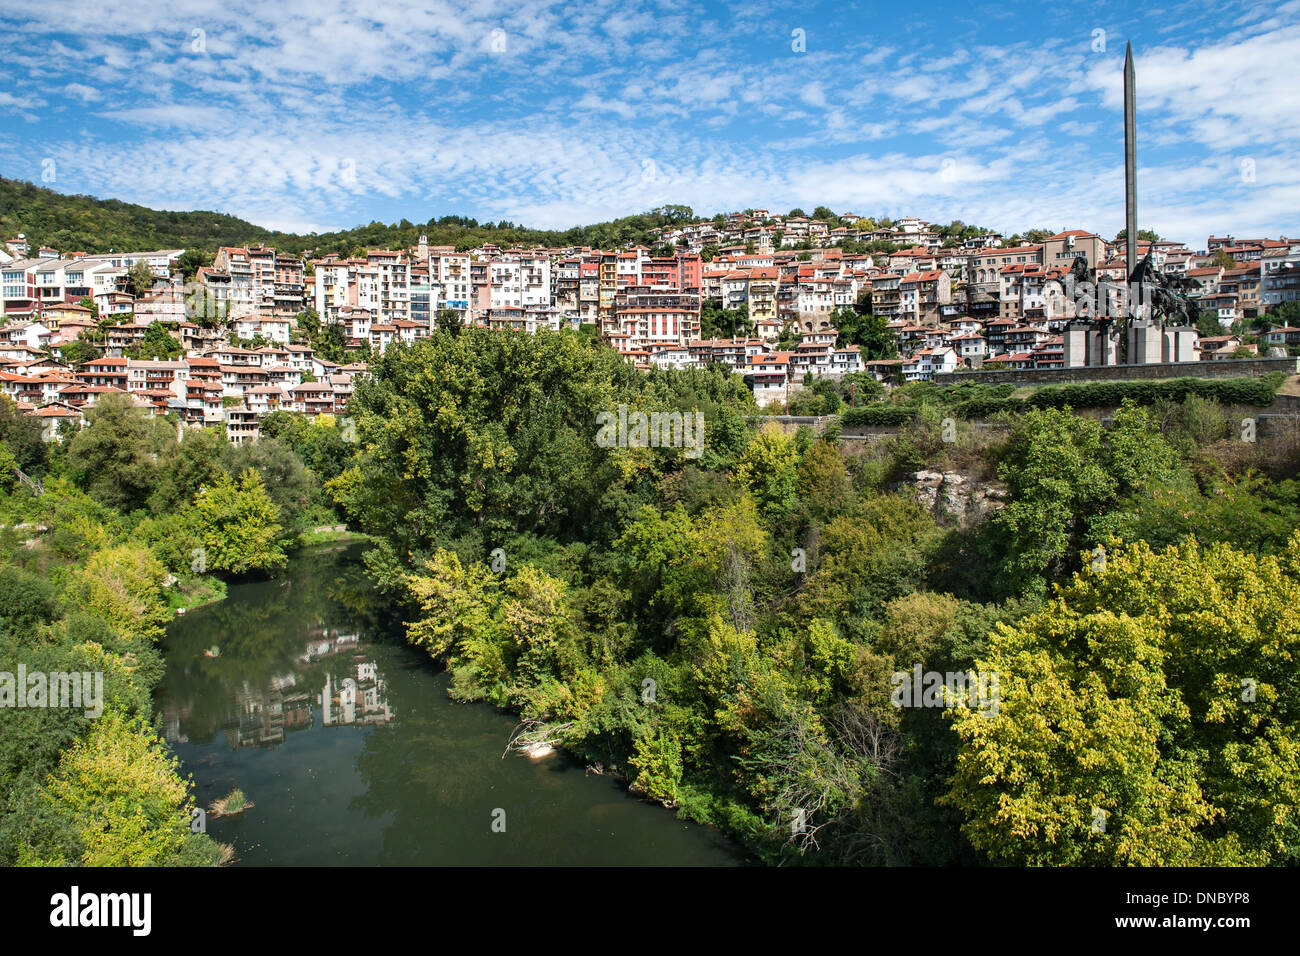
[
  {"x1": 160, "y1": 545, "x2": 390, "y2": 749},
  {"x1": 156, "y1": 543, "x2": 744, "y2": 866}
]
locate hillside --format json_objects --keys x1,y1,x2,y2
[
  {"x1": 0, "y1": 177, "x2": 692, "y2": 268},
  {"x1": 0, "y1": 177, "x2": 280, "y2": 260}
]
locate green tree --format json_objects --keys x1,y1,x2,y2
[
  {"x1": 65, "y1": 393, "x2": 173, "y2": 512},
  {"x1": 31, "y1": 714, "x2": 215, "y2": 866},
  {"x1": 61, "y1": 545, "x2": 171, "y2": 643},
  {"x1": 124, "y1": 260, "x2": 156, "y2": 299},
  {"x1": 331, "y1": 327, "x2": 640, "y2": 554},
  {"x1": 435, "y1": 308, "x2": 464, "y2": 335},
  {"x1": 1210, "y1": 248, "x2": 1241, "y2": 271},
  {"x1": 733, "y1": 423, "x2": 800, "y2": 520},
  {"x1": 834, "y1": 307, "x2": 897, "y2": 358},
  {"x1": 57, "y1": 338, "x2": 103, "y2": 366},
  {"x1": 0, "y1": 440, "x2": 17, "y2": 493},
  {"x1": 221, "y1": 436, "x2": 318, "y2": 531},
  {"x1": 193, "y1": 468, "x2": 287, "y2": 576},
  {"x1": 148, "y1": 423, "x2": 227, "y2": 514},
  {"x1": 124, "y1": 322, "x2": 184, "y2": 360},
  {"x1": 945, "y1": 536, "x2": 1300, "y2": 866},
  {"x1": 0, "y1": 394, "x2": 48, "y2": 477}
]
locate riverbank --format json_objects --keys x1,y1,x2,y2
[
  {"x1": 158, "y1": 542, "x2": 744, "y2": 866},
  {"x1": 296, "y1": 525, "x2": 373, "y2": 548},
  {"x1": 163, "y1": 528, "x2": 371, "y2": 616},
  {"x1": 167, "y1": 574, "x2": 228, "y2": 614}
]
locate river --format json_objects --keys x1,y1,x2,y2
[{"x1": 156, "y1": 542, "x2": 744, "y2": 866}]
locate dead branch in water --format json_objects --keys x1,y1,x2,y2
[{"x1": 502, "y1": 719, "x2": 575, "y2": 759}]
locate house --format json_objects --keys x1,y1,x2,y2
[
  {"x1": 899, "y1": 271, "x2": 951, "y2": 324},
  {"x1": 1265, "y1": 326, "x2": 1300, "y2": 348},
  {"x1": 902, "y1": 346, "x2": 958, "y2": 382},
  {"x1": 225, "y1": 404, "x2": 260, "y2": 445},
  {"x1": 25, "y1": 402, "x2": 85, "y2": 441}
]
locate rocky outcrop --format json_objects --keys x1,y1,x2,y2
[{"x1": 893, "y1": 471, "x2": 1006, "y2": 525}]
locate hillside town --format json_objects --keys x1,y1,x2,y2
[{"x1": 1, "y1": 210, "x2": 1298, "y2": 439}]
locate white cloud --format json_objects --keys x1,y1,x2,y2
[{"x1": 0, "y1": 0, "x2": 1294, "y2": 245}]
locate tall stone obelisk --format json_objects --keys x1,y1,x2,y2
[{"x1": 1123, "y1": 42, "x2": 1138, "y2": 276}]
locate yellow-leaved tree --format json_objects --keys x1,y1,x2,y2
[{"x1": 944, "y1": 534, "x2": 1300, "y2": 866}]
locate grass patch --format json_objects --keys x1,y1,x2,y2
[
  {"x1": 295, "y1": 525, "x2": 371, "y2": 548},
  {"x1": 166, "y1": 574, "x2": 227, "y2": 613},
  {"x1": 210, "y1": 788, "x2": 253, "y2": 817}
]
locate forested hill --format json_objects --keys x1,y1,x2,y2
[
  {"x1": 0, "y1": 177, "x2": 278, "y2": 258},
  {"x1": 0, "y1": 176, "x2": 690, "y2": 263}
]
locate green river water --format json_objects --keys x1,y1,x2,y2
[{"x1": 156, "y1": 542, "x2": 745, "y2": 866}]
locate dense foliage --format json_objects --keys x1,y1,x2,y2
[
  {"x1": 1, "y1": 321, "x2": 1295, "y2": 867},
  {"x1": 841, "y1": 375, "x2": 1283, "y2": 427},
  {"x1": 338, "y1": 329, "x2": 1300, "y2": 865},
  {"x1": 0, "y1": 393, "x2": 356, "y2": 865},
  {"x1": 1, "y1": 177, "x2": 695, "y2": 266}
]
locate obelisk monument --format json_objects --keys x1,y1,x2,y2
[{"x1": 1124, "y1": 42, "x2": 1137, "y2": 276}]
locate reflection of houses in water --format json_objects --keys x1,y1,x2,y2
[
  {"x1": 162, "y1": 702, "x2": 192, "y2": 744},
  {"x1": 225, "y1": 673, "x2": 311, "y2": 749},
  {"x1": 320, "y1": 658, "x2": 392, "y2": 728},
  {"x1": 206, "y1": 628, "x2": 389, "y2": 748},
  {"x1": 298, "y1": 629, "x2": 360, "y2": 665}
]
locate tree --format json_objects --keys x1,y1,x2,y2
[
  {"x1": 0, "y1": 395, "x2": 46, "y2": 477},
  {"x1": 700, "y1": 301, "x2": 751, "y2": 339},
  {"x1": 0, "y1": 564, "x2": 59, "y2": 638},
  {"x1": 833, "y1": 307, "x2": 897, "y2": 358},
  {"x1": 123, "y1": 322, "x2": 183, "y2": 360},
  {"x1": 1211, "y1": 248, "x2": 1242, "y2": 271},
  {"x1": 1114, "y1": 228, "x2": 1162, "y2": 243},
  {"x1": 58, "y1": 338, "x2": 103, "y2": 366},
  {"x1": 434, "y1": 308, "x2": 463, "y2": 336},
  {"x1": 32, "y1": 714, "x2": 213, "y2": 866},
  {"x1": 175, "y1": 249, "x2": 207, "y2": 279},
  {"x1": 944, "y1": 535, "x2": 1300, "y2": 866},
  {"x1": 147, "y1": 423, "x2": 226, "y2": 513},
  {"x1": 295, "y1": 307, "x2": 321, "y2": 336},
  {"x1": 994, "y1": 408, "x2": 1115, "y2": 588},
  {"x1": 994, "y1": 400, "x2": 1177, "y2": 586},
  {"x1": 65, "y1": 393, "x2": 173, "y2": 512},
  {"x1": 257, "y1": 411, "x2": 352, "y2": 483},
  {"x1": 1268, "y1": 301, "x2": 1300, "y2": 326},
  {"x1": 62, "y1": 545, "x2": 171, "y2": 643},
  {"x1": 310, "y1": 319, "x2": 348, "y2": 362},
  {"x1": 331, "y1": 327, "x2": 641, "y2": 554},
  {"x1": 797, "y1": 440, "x2": 851, "y2": 521},
  {"x1": 1195, "y1": 306, "x2": 1225, "y2": 336},
  {"x1": 733, "y1": 423, "x2": 800, "y2": 520},
  {"x1": 193, "y1": 468, "x2": 287, "y2": 576},
  {"x1": 124, "y1": 260, "x2": 156, "y2": 299},
  {"x1": 812, "y1": 206, "x2": 836, "y2": 222},
  {"x1": 222, "y1": 435, "x2": 319, "y2": 529}
]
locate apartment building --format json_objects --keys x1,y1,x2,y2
[
  {"x1": 966, "y1": 244, "x2": 1043, "y2": 319},
  {"x1": 487, "y1": 252, "x2": 551, "y2": 311},
  {"x1": 1263, "y1": 265, "x2": 1300, "y2": 308},
  {"x1": 314, "y1": 251, "x2": 411, "y2": 325},
  {"x1": 899, "y1": 270, "x2": 951, "y2": 324},
  {"x1": 902, "y1": 346, "x2": 958, "y2": 382},
  {"x1": 234, "y1": 313, "x2": 292, "y2": 344},
  {"x1": 1040, "y1": 231, "x2": 1105, "y2": 272}
]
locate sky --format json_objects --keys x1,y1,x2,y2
[{"x1": 0, "y1": 0, "x2": 1297, "y2": 247}]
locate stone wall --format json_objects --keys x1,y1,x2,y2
[{"x1": 933, "y1": 356, "x2": 1298, "y2": 387}]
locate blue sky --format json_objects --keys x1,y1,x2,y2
[{"x1": 1, "y1": 0, "x2": 1297, "y2": 247}]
